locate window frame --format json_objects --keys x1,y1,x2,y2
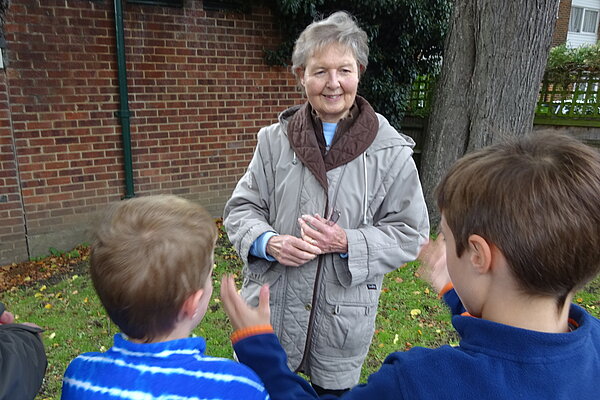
[{"x1": 569, "y1": 6, "x2": 600, "y2": 34}]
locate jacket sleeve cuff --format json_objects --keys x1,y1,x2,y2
[
  {"x1": 438, "y1": 282, "x2": 454, "y2": 298},
  {"x1": 249, "y1": 231, "x2": 278, "y2": 261},
  {"x1": 343, "y1": 229, "x2": 369, "y2": 285},
  {"x1": 231, "y1": 324, "x2": 274, "y2": 344}
]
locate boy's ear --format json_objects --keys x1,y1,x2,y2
[
  {"x1": 467, "y1": 234, "x2": 492, "y2": 274},
  {"x1": 180, "y1": 289, "x2": 204, "y2": 320}
]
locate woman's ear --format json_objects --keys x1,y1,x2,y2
[
  {"x1": 359, "y1": 64, "x2": 365, "y2": 77},
  {"x1": 294, "y1": 67, "x2": 305, "y2": 85},
  {"x1": 467, "y1": 234, "x2": 492, "y2": 274}
]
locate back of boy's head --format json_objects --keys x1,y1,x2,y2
[
  {"x1": 90, "y1": 194, "x2": 217, "y2": 341},
  {"x1": 436, "y1": 133, "x2": 600, "y2": 306}
]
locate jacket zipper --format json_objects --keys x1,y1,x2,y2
[
  {"x1": 294, "y1": 165, "x2": 346, "y2": 374},
  {"x1": 294, "y1": 251, "x2": 325, "y2": 374}
]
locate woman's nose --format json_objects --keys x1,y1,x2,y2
[{"x1": 326, "y1": 71, "x2": 340, "y2": 88}]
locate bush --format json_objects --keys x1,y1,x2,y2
[{"x1": 546, "y1": 43, "x2": 600, "y2": 75}]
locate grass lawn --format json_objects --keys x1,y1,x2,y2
[{"x1": 1, "y1": 227, "x2": 599, "y2": 399}]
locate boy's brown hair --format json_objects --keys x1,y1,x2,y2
[
  {"x1": 436, "y1": 133, "x2": 600, "y2": 306},
  {"x1": 90, "y1": 195, "x2": 217, "y2": 341}
]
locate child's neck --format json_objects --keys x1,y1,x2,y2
[
  {"x1": 482, "y1": 286, "x2": 572, "y2": 333},
  {"x1": 129, "y1": 324, "x2": 194, "y2": 344}
]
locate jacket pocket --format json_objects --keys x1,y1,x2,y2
[
  {"x1": 241, "y1": 266, "x2": 281, "y2": 304},
  {"x1": 314, "y1": 276, "x2": 381, "y2": 359},
  {"x1": 241, "y1": 265, "x2": 284, "y2": 329}
]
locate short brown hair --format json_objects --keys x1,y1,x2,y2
[
  {"x1": 437, "y1": 133, "x2": 600, "y2": 306},
  {"x1": 90, "y1": 195, "x2": 217, "y2": 341}
]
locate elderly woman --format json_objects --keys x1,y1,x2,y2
[{"x1": 224, "y1": 11, "x2": 429, "y2": 395}]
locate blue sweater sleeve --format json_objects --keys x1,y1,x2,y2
[
  {"x1": 249, "y1": 231, "x2": 277, "y2": 261},
  {"x1": 233, "y1": 333, "x2": 402, "y2": 400},
  {"x1": 234, "y1": 333, "x2": 319, "y2": 399}
]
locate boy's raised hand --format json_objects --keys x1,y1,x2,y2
[
  {"x1": 417, "y1": 235, "x2": 451, "y2": 294},
  {"x1": 220, "y1": 274, "x2": 271, "y2": 331}
]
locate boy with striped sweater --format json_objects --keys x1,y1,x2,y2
[{"x1": 62, "y1": 195, "x2": 269, "y2": 400}]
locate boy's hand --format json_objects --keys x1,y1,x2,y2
[
  {"x1": 0, "y1": 310, "x2": 15, "y2": 325},
  {"x1": 417, "y1": 235, "x2": 451, "y2": 293},
  {"x1": 220, "y1": 274, "x2": 270, "y2": 331}
]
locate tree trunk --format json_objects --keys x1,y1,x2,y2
[{"x1": 420, "y1": 0, "x2": 560, "y2": 227}]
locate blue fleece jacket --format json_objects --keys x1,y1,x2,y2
[{"x1": 233, "y1": 289, "x2": 600, "y2": 399}]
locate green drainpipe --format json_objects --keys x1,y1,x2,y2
[{"x1": 114, "y1": 0, "x2": 135, "y2": 198}]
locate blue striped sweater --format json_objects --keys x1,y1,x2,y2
[{"x1": 61, "y1": 333, "x2": 269, "y2": 400}]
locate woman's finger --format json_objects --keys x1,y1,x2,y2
[
  {"x1": 300, "y1": 214, "x2": 327, "y2": 232},
  {"x1": 298, "y1": 217, "x2": 319, "y2": 238},
  {"x1": 299, "y1": 224, "x2": 318, "y2": 245}
]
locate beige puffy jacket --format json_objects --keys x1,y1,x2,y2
[{"x1": 224, "y1": 99, "x2": 429, "y2": 389}]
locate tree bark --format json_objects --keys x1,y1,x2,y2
[{"x1": 420, "y1": 0, "x2": 560, "y2": 227}]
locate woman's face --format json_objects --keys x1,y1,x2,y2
[{"x1": 300, "y1": 42, "x2": 360, "y2": 123}]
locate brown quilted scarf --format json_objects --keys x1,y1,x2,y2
[{"x1": 287, "y1": 96, "x2": 379, "y2": 190}]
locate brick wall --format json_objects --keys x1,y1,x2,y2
[
  {"x1": 552, "y1": 0, "x2": 572, "y2": 46},
  {"x1": 0, "y1": 0, "x2": 302, "y2": 264}
]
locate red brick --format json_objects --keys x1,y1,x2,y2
[{"x1": 1, "y1": 0, "x2": 305, "y2": 263}]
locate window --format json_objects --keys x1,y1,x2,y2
[{"x1": 569, "y1": 6, "x2": 599, "y2": 33}]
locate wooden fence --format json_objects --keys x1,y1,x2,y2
[{"x1": 406, "y1": 73, "x2": 600, "y2": 127}]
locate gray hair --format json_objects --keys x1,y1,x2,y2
[{"x1": 292, "y1": 11, "x2": 369, "y2": 79}]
